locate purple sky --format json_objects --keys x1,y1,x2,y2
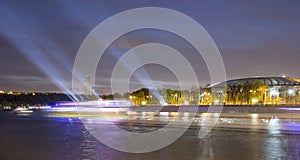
[{"x1": 0, "y1": 0, "x2": 300, "y2": 94}]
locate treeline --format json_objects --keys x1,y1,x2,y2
[{"x1": 0, "y1": 93, "x2": 72, "y2": 107}]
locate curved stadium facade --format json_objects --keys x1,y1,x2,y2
[{"x1": 205, "y1": 77, "x2": 300, "y2": 105}]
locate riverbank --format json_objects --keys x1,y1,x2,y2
[{"x1": 132, "y1": 105, "x2": 300, "y2": 113}]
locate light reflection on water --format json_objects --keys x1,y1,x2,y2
[{"x1": 1, "y1": 112, "x2": 300, "y2": 159}]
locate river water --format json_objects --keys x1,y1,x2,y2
[{"x1": 1, "y1": 111, "x2": 300, "y2": 160}]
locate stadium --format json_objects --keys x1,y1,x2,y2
[{"x1": 205, "y1": 77, "x2": 300, "y2": 105}]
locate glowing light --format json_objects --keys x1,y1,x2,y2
[
  {"x1": 281, "y1": 122, "x2": 300, "y2": 132},
  {"x1": 126, "y1": 111, "x2": 137, "y2": 115},
  {"x1": 214, "y1": 99, "x2": 220, "y2": 104},
  {"x1": 160, "y1": 112, "x2": 169, "y2": 116},
  {"x1": 288, "y1": 89, "x2": 294, "y2": 95},
  {"x1": 251, "y1": 98, "x2": 258, "y2": 104},
  {"x1": 141, "y1": 101, "x2": 147, "y2": 106},
  {"x1": 268, "y1": 116, "x2": 281, "y2": 134},
  {"x1": 277, "y1": 108, "x2": 300, "y2": 111},
  {"x1": 251, "y1": 114, "x2": 258, "y2": 119},
  {"x1": 162, "y1": 102, "x2": 169, "y2": 106},
  {"x1": 169, "y1": 112, "x2": 179, "y2": 117},
  {"x1": 270, "y1": 88, "x2": 278, "y2": 96},
  {"x1": 184, "y1": 112, "x2": 189, "y2": 117}
]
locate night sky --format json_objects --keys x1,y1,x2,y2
[{"x1": 0, "y1": 0, "x2": 300, "y2": 94}]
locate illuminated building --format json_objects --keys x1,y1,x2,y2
[{"x1": 205, "y1": 77, "x2": 300, "y2": 105}]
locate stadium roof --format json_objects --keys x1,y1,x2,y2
[{"x1": 210, "y1": 77, "x2": 300, "y2": 88}]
